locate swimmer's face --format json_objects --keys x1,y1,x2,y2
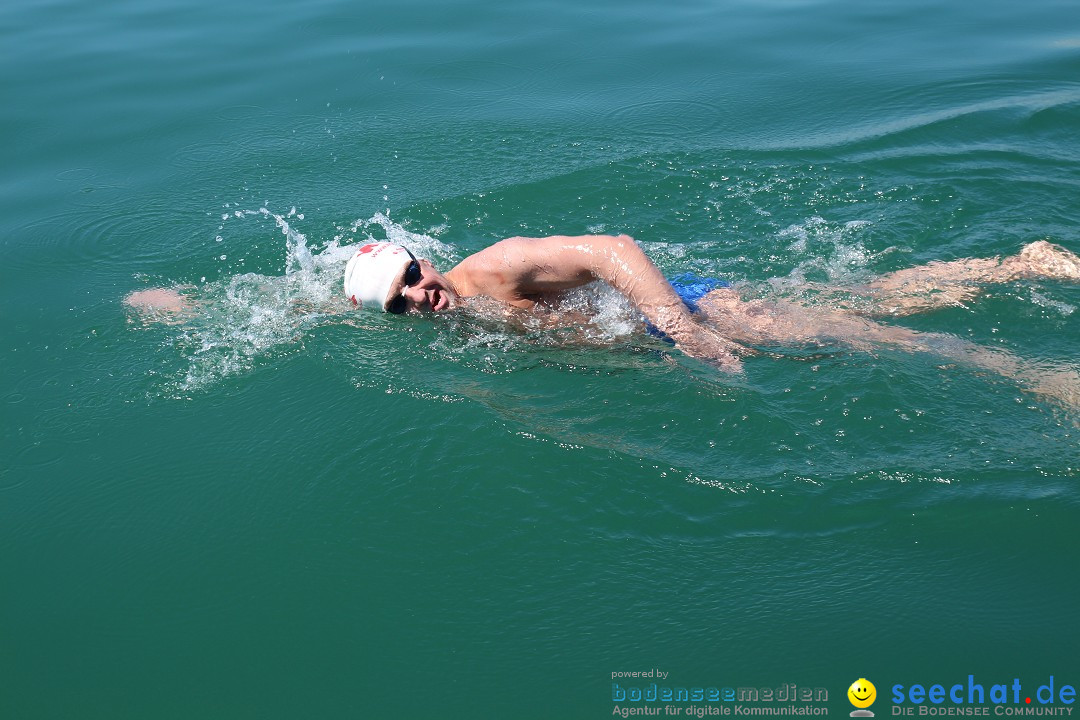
[
  {"x1": 848, "y1": 679, "x2": 876, "y2": 709},
  {"x1": 384, "y1": 257, "x2": 457, "y2": 313}
]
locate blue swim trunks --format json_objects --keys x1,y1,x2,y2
[{"x1": 646, "y1": 272, "x2": 730, "y2": 340}]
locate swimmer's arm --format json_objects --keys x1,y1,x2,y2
[{"x1": 489, "y1": 234, "x2": 746, "y2": 372}]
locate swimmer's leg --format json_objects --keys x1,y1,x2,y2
[
  {"x1": 696, "y1": 292, "x2": 1079, "y2": 407},
  {"x1": 857, "y1": 323, "x2": 1080, "y2": 409},
  {"x1": 852, "y1": 241, "x2": 1080, "y2": 317}
]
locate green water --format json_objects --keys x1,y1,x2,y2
[{"x1": 3, "y1": 0, "x2": 1079, "y2": 717}]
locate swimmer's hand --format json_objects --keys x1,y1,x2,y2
[
  {"x1": 648, "y1": 302, "x2": 746, "y2": 373},
  {"x1": 124, "y1": 287, "x2": 196, "y2": 324},
  {"x1": 126, "y1": 288, "x2": 189, "y2": 312},
  {"x1": 671, "y1": 324, "x2": 746, "y2": 374}
]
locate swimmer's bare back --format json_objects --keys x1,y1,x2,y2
[{"x1": 449, "y1": 234, "x2": 747, "y2": 372}]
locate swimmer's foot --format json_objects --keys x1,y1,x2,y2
[{"x1": 1010, "y1": 240, "x2": 1080, "y2": 282}]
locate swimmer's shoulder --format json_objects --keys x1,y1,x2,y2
[{"x1": 448, "y1": 243, "x2": 537, "y2": 307}]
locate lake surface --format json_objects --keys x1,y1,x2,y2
[{"x1": 3, "y1": 0, "x2": 1079, "y2": 716}]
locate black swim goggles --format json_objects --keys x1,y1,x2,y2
[{"x1": 386, "y1": 250, "x2": 422, "y2": 314}]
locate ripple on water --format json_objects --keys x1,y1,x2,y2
[
  {"x1": 54, "y1": 167, "x2": 98, "y2": 183},
  {"x1": 797, "y1": 82, "x2": 1080, "y2": 151},
  {"x1": 532, "y1": 55, "x2": 668, "y2": 117},
  {"x1": 603, "y1": 98, "x2": 726, "y2": 141},
  {"x1": 415, "y1": 59, "x2": 537, "y2": 95},
  {"x1": 1, "y1": 442, "x2": 66, "y2": 489},
  {"x1": 8, "y1": 196, "x2": 204, "y2": 274},
  {"x1": 170, "y1": 105, "x2": 290, "y2": 169},
  {"x1": 173, "y1": 140, "x2": 245, "y2": 167}
]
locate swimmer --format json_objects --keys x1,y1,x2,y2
[
  {"x1": 127, "y1": 235, "x2": 1080, "y2": 399},
  {"x1": 338, "y1": 235, "x2": 1080, "y2": 373}
]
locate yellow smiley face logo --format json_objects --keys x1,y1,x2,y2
[{"x1": 848, "y1": 679, "x2": 876, "y2": 709}]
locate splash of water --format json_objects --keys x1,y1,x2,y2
[
  {"x1": 775, "y1": 215, "x2": 880, "y2": 285},
  {"x1": 161, "y1": 209, "x2": 455, "y2": 394}
]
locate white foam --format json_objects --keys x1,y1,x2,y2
[
  {"x1": 770, "y1": 215, "x2": 884, "y2": 289},
  {"x1": 159, "y1": 210, "x2": 480, "y2": 394},
  {"x1": 1030, "y1": 289, "x2": 1075, "y2": 316}
]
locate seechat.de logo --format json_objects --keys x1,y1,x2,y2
[{"x1": 849, "y1": 678, "x2": 877, "y2": 717}]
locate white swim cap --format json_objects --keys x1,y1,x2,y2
[{"x1": 343, "y1": 242, "x2": 412, "y2": 311}]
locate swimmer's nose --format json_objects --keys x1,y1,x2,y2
[{"x1": 402, "y1": 285, "x2": 430, "y2": 310}]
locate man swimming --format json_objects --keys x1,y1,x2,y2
[
  {"x1": 337, "y1": 234, "x2": 1080, "y2": 379},
  {"x1": 127, "y1": 233, "x2": 1080, "y2": 400},
  {"x1": 342, "y1": 234, "x2": 747, "y2": 371}
]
